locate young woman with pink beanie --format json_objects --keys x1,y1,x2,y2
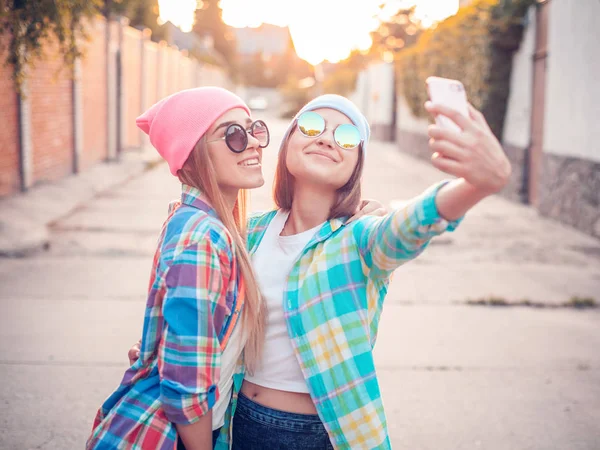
[{"x1": 86, "y1": 86, "x2": 271, "y2": 450}]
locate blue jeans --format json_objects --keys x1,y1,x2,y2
[{"x1": 232, "y1": 392, "x2": 334, "y2": 450}]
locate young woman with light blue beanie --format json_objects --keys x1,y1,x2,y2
[{"x1": 232, "y1": 94, "x2": 511, "y2": 449}]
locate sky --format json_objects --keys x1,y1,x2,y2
[{"x1": 158, "y1": 0, "x2": 460, "y2": 65}]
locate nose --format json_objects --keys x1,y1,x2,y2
[
  {"x1": 316, "y1": 131, "x2": 335, "y2": 150},
  {"x1": 246, "y1": 129, "x2": 260, "y2": 150}
]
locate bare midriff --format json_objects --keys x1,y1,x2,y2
[{"x1": 240, "y1": 380, "x2": 318, "y2": 415}]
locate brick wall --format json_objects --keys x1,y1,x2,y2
[
  {"x1": 0, "y1": 40, "x2": 20, "y2": 196},
  {"x1": 0, "y1": 17, "x2": 231, "y2": 198},
  {"x1": 27, "y1": 37, "x2": 74, "y2": 184},
  {"x1": 81, "y1": 18, "x2": 108, "y2": 169}
]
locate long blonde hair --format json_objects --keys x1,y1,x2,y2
[{"x1": 178, "y1": 136, "x2": 264, "y2": 374}]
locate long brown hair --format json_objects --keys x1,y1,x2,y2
[
  {"x1": 273, "y1": 128, "x2": 365, "y2": 219},
  {"x1": 178, "y1": 136, "x2": 264, "y2": 374}
]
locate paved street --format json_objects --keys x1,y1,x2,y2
[{"x1": 1, "y1": 116, "x2": 599, "y2": 450}]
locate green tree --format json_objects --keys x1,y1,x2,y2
[
  {"x1": 318, "y1": 50, "x2": 371, "y2": 96},
  {"x1": 115, "y1": 0, "x2": 165, "y2": 42},
  {"x1": 0, "y1": 0, "x2": 100, "y2": 89},
  {"x1": 0, "y1": 0, "x2": 162, "y2": 90},
  {"x1": 369, "y1": 5, "x2": 421, "y2": 60}
]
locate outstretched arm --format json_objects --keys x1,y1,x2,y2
[{"x1": 353, "y1": 102, "x2": 510, "y2": 279}]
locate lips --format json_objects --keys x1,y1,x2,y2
[
  {"x1": 306, "y1": 150, "x2": 338, "y2": 162},
  {"x1": 238, "y1": 157, "x2": 261, "y2": 167}
]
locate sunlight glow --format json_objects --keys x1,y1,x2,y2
[
  {"x1": 158, "y1": 0, "x2": 197, "y2": 33},
  {"x1": 160, "y1": 0, "x2": 460, "y2": 64}
]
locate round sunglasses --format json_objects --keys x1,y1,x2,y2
[
  {"x1": 296, "y1": 111, "x2": 362, "y2": 150},
  {"x1": 207, "y1": 120, "x2": 270, "y2": 153}
]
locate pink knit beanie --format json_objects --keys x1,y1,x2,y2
[{"x1": 136, "y1": 87, "x2": 251, "y2": 175}]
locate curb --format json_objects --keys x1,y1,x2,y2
[{"x1": 0, "y1": 149, "x2": 163, "y2": 258}]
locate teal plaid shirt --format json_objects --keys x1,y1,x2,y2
[{"x1": 218, "y1": 180, "x2": 461, "y2": 449}]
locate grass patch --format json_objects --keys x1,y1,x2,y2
[
  {"x1": 465, "y1": 296, "x2": 597, "y2": 309},
  {"x1": 565, "y1": 296, "x2": 597, "y2": 309}
]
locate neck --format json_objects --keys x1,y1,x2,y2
[
  {"x1": 283, "y1": 182, "x2": 335, "y2": 235},
  {"x1": 221, "y1": 188, "x2": 239, "y2": 212}
]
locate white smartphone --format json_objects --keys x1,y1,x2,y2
[{"x1": 426, "y1": 76, "x2": 469, "y2": 133}]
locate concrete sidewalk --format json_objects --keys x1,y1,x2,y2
[
  {"x1": 0, "y1": 116, "x2": 599, "y2": 449},
  {"x1": 0, "y1": 147, "x2": 161, "y2": 257}
]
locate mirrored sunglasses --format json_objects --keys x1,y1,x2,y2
[{"x1": 296, "y1": 111, "x2": 362, "y2": 150}]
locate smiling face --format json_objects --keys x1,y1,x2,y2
[
  {"x1": 284, "y1": 108, "x2": 361, "y2": 191},
  {"x1": 204, "y1": 108, "x2": 265, "y2": 198}
]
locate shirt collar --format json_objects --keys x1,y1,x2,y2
[{"x1": 181, "y1": 184, "x2": 218, "y2": 218}]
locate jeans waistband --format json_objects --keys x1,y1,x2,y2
[{"x1": 236, "y1": 392, "x2": 325, "y2": 432}]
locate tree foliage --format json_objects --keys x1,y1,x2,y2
[
  {"x1": 398, "y1": 0, "x2": 535, "y2": 139},
  {"x1": 123, "y1": 0, "x2": 164, "y2": 42},
  {"x1": 0, "y1": 0, "x2": 100, "y2": 89},
  {"x1": 0, "y1": 0, "x2": 163, "y2": 90},
  {"x1": 369, "y1": 5, "x2": 422, "y2": 60}
]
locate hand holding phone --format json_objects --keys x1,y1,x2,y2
[{"x1": 426, "y1": 76, "x2": 469, "y2": 133}]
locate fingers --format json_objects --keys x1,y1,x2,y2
[
  {"x1": 128, "y1": 340, "x2": 141, "y2": 365},
  {"x1": 346, "y1": 202, "x2": 387, "y2": 224},
  {"x1": 431, "y1": 152, "x2": 464, "y2": 178},
  {"x1": 128, "y1": 351, "x2": 139, "y2": 366},
  {"x1": 425, "y1": 101, "x2": 474, "y2": 132},
  {"x1": 128, "y1": 350, "x2": 140, "y2": 365},
  {"x1": 346, "y1": 213, "x2": 361, "y2": 224},
  {"x1": 429, "y1": 138, "x2": 468, "y2": 161},
  {"x1": 467, "y1": 103, "x2": 491, "y2": 131},
  {"x1": 371, "y1": 207, "x2": 387, "y2": 217},
  {"x1": 359, "y1": 200, "x2": 382, "y2": 215},
  {"x1": 428, "y1": 125, "x2": 475, "y2": 149}
]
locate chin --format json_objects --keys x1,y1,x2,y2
[
  {"x1": 239, "y1": 177, "x2": 265, "y2": 189},
  {"x1": 297, "y1": 166, "x2": 344, "y2": 189}
]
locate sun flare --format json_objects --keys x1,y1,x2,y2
[{"x1": 160, "y1": 0, "x2": 460, "y2": 64}]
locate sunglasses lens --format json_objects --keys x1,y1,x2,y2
[
  {"x1": 225, "y1": 125, "x2": 247, "y2": 152},
  {"x1": 334, "y1": 124, "x2": 361, "y2": 149},
  {"x1": 252, "y1": 120, "x2": 270, "y2": 147},
  {"x1": 297, "y1": 111, "x2": 325, "y2": 137}
]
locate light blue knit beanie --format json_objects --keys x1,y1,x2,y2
[{"x1": 280, "y1": 94, "x2": 370, "y2": 157}]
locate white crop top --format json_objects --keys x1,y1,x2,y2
[{"x1": 245, "y1": 210, "x2": 323, "y2": 393}]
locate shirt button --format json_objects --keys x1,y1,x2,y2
[{"x1": 287, "y1": 300, "x2": 292, "y2": 309}]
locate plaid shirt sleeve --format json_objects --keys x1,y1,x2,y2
[
  {"x1": 158, "y1": 238, "x2": 230, "y2": 425},
  {"x1": 353, "y1": 180, "x2": 462, "y2": 279}
]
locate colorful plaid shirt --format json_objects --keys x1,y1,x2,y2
[
  {"x1": 87, "y1": 185, "x2": 244, "y2": 450},
  {"x1": 238, "y1": 180, "x2": 461, "y2": 449}
]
